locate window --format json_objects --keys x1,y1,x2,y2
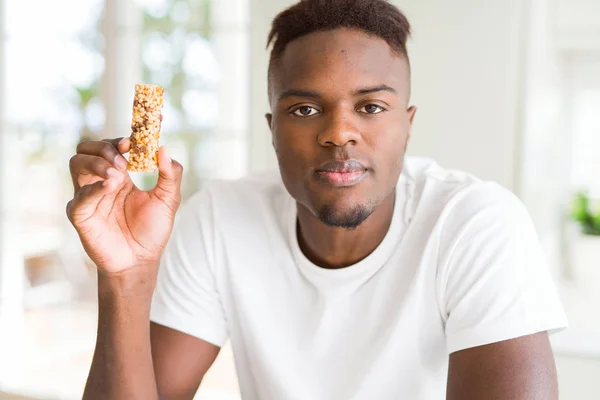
[
  {"x1": 0, "y1": 0, "x2": 249, "y2": 397},
  {"x1": 125, "y1": 0, "x2": 250, "y2": 195},
  {"x1": 4, "y1": 0, "x2": 105, "y2": 294}
]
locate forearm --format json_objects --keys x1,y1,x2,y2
[{"x1": 84, "y1": 267, "x2": 159, "y2": 400}]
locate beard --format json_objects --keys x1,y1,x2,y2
[{"x1": 316, "y1": 201, "x2": 376, "y2": 230}]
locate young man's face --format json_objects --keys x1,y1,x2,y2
[{"x1": 267, "y1": 28, "x2": 416, "y2": 229}]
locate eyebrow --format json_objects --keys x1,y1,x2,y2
[
  {"x1": 353, "y1": 84, "x2": 397, "y2": 96},
  {"x1": 277, "y1": 84, "x2": 397, "y2": 102},
  {"x1": 277, "y1": 89, "x2": 322, "y2": 102}
]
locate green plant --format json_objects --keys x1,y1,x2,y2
[{"x1": 571, "y1": 192, "x2": 600, "y2": 236}]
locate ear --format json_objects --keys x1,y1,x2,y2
[
  {"x1": 265, "y1": 113, "x2": 273, "y2": 131},
  {"x1": 406, "y1": 106, "x2": 417, "y2": 139},
  {"x1": 404, "y1": 106, "x2": 417, "y2": 151},
  {"x1": 266, "y1": 113, "x2": 276, "y2": 150},
  {"x1": 407, "y1": 106, "x2": 417, "y2": 126}
]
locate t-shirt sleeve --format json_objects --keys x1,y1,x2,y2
[
  {"x1": 439, "y1": 182, "x2": 567, "y2": 354},
  {"x1": 150, "y1": 185, "x2": 228, "y2": 347}
]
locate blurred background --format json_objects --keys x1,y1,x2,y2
[{"x1": 0, "y1": 0, "x2": 599, "y2": 398}]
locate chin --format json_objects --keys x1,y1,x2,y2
[{"x1": 314, "y1": 199, "x2": 376, "y2": 230}]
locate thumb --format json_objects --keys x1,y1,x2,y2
[{"x1": 152, "y1": 146, "x2": 183, "y2": 208}]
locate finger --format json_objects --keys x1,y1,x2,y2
[
  {"x1": 151, "y1": 146, "x2": 183, "y2": 210},
  {"x1": 103, "y1": 137, "x2": 131, "y2": 155},
  {"x1": 66, "y1": 180, "x2": 111, "y2": 226},
  {"x1": 119, "y1": 137, "x2": 131, "y2": 154},
  {"x1": 69, "y1": 154, "x2": 122, "y2": 191},
  {"x1": 78, "y1": 165, "x2": 125, "y2": 192},
  {"x1": 77, "y1": 139, "x2": 129, "y2": 171}
]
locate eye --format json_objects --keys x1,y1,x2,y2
[
  {"x1": 358, "y1": 104, "x2": 385, "y2": 114},
  {"x1": 292, "y1": 106, "x2": 320, "y2": 117}
]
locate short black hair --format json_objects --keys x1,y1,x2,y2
[{"x1": 267, "y1": 0, "x2": 411, "y2": 71}]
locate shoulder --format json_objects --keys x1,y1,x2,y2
[
  {"x1": 403, "y1": 157, "x2": 527, "y2": 224},
  {"x1": 402, "y1": 158, "x2": 534, "y2": 256}
]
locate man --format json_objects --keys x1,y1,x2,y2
[{"x1": 67, "y1": 0, "x2": 567, "y2": 399}]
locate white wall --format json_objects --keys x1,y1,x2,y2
[
  {"x1": 248, "y1": 0, "x2": 295, "y2": 173},
  {"x1": 556, "y1": 0, "x2": 600, "y2": 51},
  {"x1": 557, "y1": 356, "x2": 600, "y2": 400},
  {"x1": 557, "y1": 0, "x2": 600, "y2": 32},
  {"x1": 396, "y1": 0, "x2": 526, "y2": 190}
]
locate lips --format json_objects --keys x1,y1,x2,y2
[{"x1": 316, "y1": 160, "x2": 368, "y2": 187}]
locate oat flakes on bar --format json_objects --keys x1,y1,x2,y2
[{"x1": 128, "y1": 84, "x2": 164, "y2": 172}]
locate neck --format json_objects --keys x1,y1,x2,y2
[{"x1": 296, "y1": 190, "x2": 396, "y2": 269}]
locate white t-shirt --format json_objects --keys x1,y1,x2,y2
[{"x1": 150, "y1": 157, "x2": 567, "y2": 400}]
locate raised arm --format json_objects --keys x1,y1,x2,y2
[{"x1": 67, "y1": 138, "x2": 219, "y2": 399}]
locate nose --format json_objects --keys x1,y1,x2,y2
[{"x1": 317, "y1": 108, "x2": 360, "y2": 147}]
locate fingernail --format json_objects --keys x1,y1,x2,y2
[{"x1": 115, "y1": 156, "x2": 128, "y2": 171}]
